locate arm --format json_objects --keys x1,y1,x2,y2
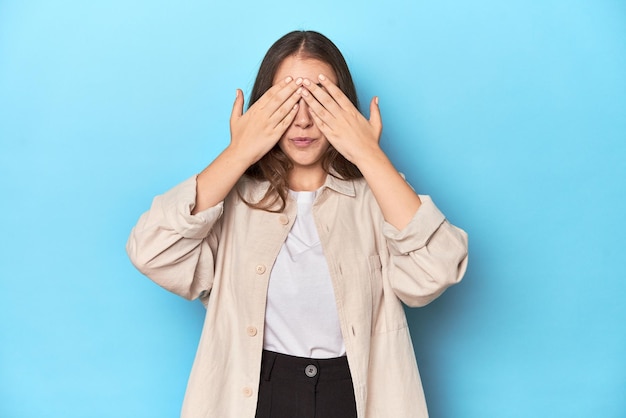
[
  {"x1": 126, "y1": 176, "x2": 223, "y2": 301},
  {"x1": 354, "y1": 147, "x2": 422, "y2": 230},
  {"x1": 127, "y1": 77, "x2": 304, "y2": 298},
  {"x1": 382, "y1": 195, "x2": 468, "y2": 307},
  {"x1": 300, "y1": 76, "x2": 467, "y2": 304},
  {"x1": 193, "y1": 77, "x2": 303, "y2": 213},
  {"x1": 299, "y1": 75, "x2": 420, "y2": 229}
]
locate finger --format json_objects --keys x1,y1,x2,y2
[
  {"x1": 315, "y1": 74, "x2": 355, "y2": 111},
  {"x1": 230, "y1": 89, "x2": 244, "y2": 122},
  {"x1": 269, "y1": 88, "x2": 303, "y2": 128},
  {"x1": 301, "y1": 78, "x2": 341, "y2": 116},
  {"x1": 307, "y1": 104, "x2": 331, "y2": 134},
  {"x1": 369, "y1": 96, "x2": 383, "y2": 136},
  {"x1": 300, "y1": 88, "x2": 336, "y2": 129},
  {"x1": 255, "y1": 76, "x2": 298, "y2": 111},
  {"x1": 276, "y1": 100, "x2": 301, "y2": 132}
]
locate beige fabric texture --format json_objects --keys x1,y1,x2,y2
[{"x1": 127, "y1": 174, "x2": 468, "y2": 418}]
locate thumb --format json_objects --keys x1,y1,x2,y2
[
  {"x1": 369, "y1": 96, "x2": 383, "y2": 139},
  {"x1": 230, "y1": 89, "x2": 244, "y2": 122}
]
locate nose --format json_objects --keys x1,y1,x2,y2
[{"x1": 294, "y1": 98, "x2": 313, "y2": 128}]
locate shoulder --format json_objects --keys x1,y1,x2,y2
[
  {"x1": 224, "y1": 176, "x2": 270, "y2": 205},
  {"x1": 325, "y1": 176, "x2": 381, "y2": 217}
]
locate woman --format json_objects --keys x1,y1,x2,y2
[{"x1": 127, "y1": 30, "x2": 468, "y2": 418}]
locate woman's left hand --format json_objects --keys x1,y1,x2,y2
[{"x1": 299, "y1": 74, "x2": 382, "y2": 165}]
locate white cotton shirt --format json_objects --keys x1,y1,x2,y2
[{"x1": 263, "y1": 190, "x2": 346, "y2": 358}]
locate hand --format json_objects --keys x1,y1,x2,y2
[
  {"x1": 229, "y1": 77, "x2": 303, "y2": 165},
  {"x1": 299, "y1": 74, "x2": 383, "y2": 165}
]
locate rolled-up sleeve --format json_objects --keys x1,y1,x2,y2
[
  {"x1": 126, "y1": 176, "x2": 223, "y2": 301},
  {"x1": 383, "y1": 195, "x2": 468, "y2": 307}
]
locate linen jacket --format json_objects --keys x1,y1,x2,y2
[{"x1": 126, "y1": 173, "x2": 468, "y2": 418}]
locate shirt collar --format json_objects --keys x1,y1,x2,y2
[
  {"x1": 245, "y1": 170, "x2": 357, "y2": 201},
  {"x1": 321, "y1": 171, "x2": 356, "y2": 197}
]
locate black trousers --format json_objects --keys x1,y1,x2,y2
[{"x1": 255, "y1": 350, "x2": 358, "y2": 418}]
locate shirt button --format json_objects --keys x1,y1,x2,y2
[
  {"x1": 243, "y1": 387, "x2": 253, "y2": 397},
  {"x1": 255, "y1": 264, "x2": 266, "y2": 275},
  {"x1": 246, "y1": 326, "x2": 257, "y2": 337},
  {"x1": 305, "y1": 364, "x2": 318, "y2": 378},
  {"x1": 278, "y1": 215, "x2": 289, "y2": 225}
]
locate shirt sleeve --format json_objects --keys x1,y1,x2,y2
[
  {"x1": 126, "y1": 175, "x2": 223, "y2": 301},
  {"x1": 382, "y1": 195, "x2": 469, "y2": 307}
]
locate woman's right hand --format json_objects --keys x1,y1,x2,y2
[
  {"x1": 229, "y1": 76, "x2": 303, "y2": 165},
  {"x1": 193, "y1": 77, "x2": 301, "y2": 214}
]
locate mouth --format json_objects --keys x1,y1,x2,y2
[{"x1": 290, "y1": 137, "x2": 317, "y2": 148}]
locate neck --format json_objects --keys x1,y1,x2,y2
[{"x1": 287, "y1": 166, "x2": 327, "y2": 191}]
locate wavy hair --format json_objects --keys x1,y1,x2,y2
[{"x1": 240, "y1": 30, "x2": 363, "y2": 212}]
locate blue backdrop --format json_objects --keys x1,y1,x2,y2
[{"x1": 1, "y1": 1, "x2": 625, "y2": 417}]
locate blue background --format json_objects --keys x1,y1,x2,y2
[{"x1": 1, "y1": 1, "x2": 625, "y2": 417}]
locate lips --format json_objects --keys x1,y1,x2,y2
[{"x1": 290, "y1": 137, "x2": 316, "y2": 148}]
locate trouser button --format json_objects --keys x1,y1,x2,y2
[{"x1": 305, "y1": 364, "x2": 318, "y2": 378}]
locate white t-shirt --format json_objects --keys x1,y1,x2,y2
[{"x1": 263, "y1": 190, "x2": 346, "y2": 358}]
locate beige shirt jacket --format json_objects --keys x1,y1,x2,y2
[{"x1": 127, "y1": 173, "x2": 468, "y2": 418}]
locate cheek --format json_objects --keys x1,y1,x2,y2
[
  {"x1": 277, "y1": 136, "x2": 289, "y2": 153},
  {"x1": 318, "y1": 138, "x2": 331, "y2": 154}
]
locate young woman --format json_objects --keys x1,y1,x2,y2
[{"x1": 127, "y1": 30, "x2": 468, "y2": 418}]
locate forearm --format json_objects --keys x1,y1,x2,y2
[
  {"x1": 193, "y1": 145, "x2": 254, "y2": 214},
  {"x1": 127, "y1": 176, "x2": 223, "y2": 300},
  {"x1": 386, "y1": 210, "x2": 468, "y2": 307},
  {"x1": 193, "y1": 78, "x2": 302, "y2": 214},
  {"x1": 355, "y1": 146, "x2": 421, "y2": 230}
]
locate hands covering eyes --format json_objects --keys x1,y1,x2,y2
[
  {"x1": 298, "y1": 74, "x2": 383, "y2": 165},
  {"x1": 228, "y1": 74, "x2": 382, "y2": 167}
]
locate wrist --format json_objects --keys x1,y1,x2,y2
[
  {"x1": 351, "y1": 143, "x2": 386, "y2": 171},
  {"x1": 223, "y1": 143, "x2": 259, "y2": 169}
]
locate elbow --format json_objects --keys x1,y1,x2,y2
[
  {"x1": 126, "y1": 232, "x2": 211, "y2": 302},
  {"x1": 126, "y1": 233, "x2": 153, "y2": 276},
  {"x1": 394, "y1": 245, "x2": 469, "y2": 308},
  {"x1": 126, "y1": 234, "x2": 144, "y2": 271},
  {"x1": 389, "y1": 219, "x2": 469, "y2": 307},
  {"x1": 424, "y1": 225, "x2": 469, "y2": 291}
]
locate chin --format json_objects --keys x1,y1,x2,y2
[
  {"x1": 282, "y1": 150, "x2": 327, "y2": 167},
  {"x1": 284, "y1": 153, "x2": 318, "y2": 165}
]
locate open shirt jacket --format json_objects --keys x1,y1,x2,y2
[{"x1": 126, "y1": 174, "x2": 468, "y2": 418}]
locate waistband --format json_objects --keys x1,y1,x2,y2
[{"x1": 260, "y1": 350, "x2": 352, "y2": 383}]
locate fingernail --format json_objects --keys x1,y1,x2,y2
[
  {"x1": 375, "y1": 96, "x2": 379, "y2": 105},
  {"x1": 303, "y1": 78, "x2": 311, "y2": 86},
  {"x1": 285, "y1": 76, "x2": 293, "y2": 83},
  {"x1": 302, "y1": 89, "x2": 309, "y2": 97},
  {"x1": 296, "y1": 87, "x2": 303, "y2": 94},
  {"x1": 295, "y1": 77, "x2": 303, "y2": 85},
  {"x1": 318, "y1": 74, "x2": 326, "y2": 81}
]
